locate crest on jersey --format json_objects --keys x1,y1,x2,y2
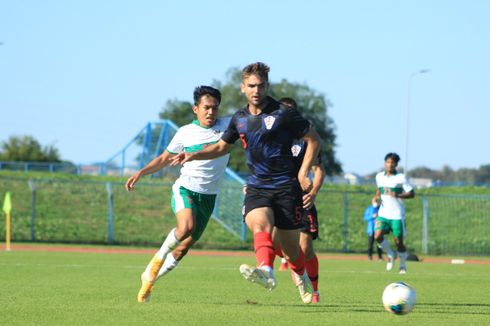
[
  {"x1": 291, "y1": 144, "x2": 302, "y2": 157},
  {"x1": 264, "y1": 116, "x2": 276, "y2": 130},
  {"x1": 212, "y1": 129, "x2": 220, "y2": 135}
]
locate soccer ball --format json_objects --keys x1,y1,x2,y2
[{"x1": 382, "y1": 282, "x2": 416, "y2": 315}]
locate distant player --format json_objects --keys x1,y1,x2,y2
[
  {"x1": 362, "y1": 198, "x2": 383, "y2": 261},
  {"x1": 173, "y1": 62, "x2": 321, "y2": 304},
  {"x1": 125, "y1": 86, "x2": 230, "y2": 302},
  {"x1": 373, "y1": 152, "x2": 415, "y2": 274},
  {"x1": 275, "y1": 97, "x2": 325, "y2": 303}
]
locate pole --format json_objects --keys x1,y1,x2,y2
[
  {"x1": 29, "y1": 180, "x2": 37, "y2": 241},
  {"x1": 5, "y1": 212, "x2": 11, "y2": 251},
  {"x1": 404, "y1": 69, "x2": 430, "y2": 176},
  {"x1": 106, "y1": 182, "x2": 114, "y2": 243},
  {"x1": 3, "y1": 192, "x2": 12, "y2": 251},
  {"x1": 422, "y1": 197, "x2": 429, "y2": 254},
  {"x1": 404, "y1": 75, "x2": 413, "y2": 175}
]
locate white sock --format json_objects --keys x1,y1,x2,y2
[
  {"x1": 379, "y1": 239, "x2": 394, "y2": 257},
  {"x1": 259, "y1": 265, "x2": 274, "y2": 277},
  {"x1": 143, "y1": 229, "x2": 180, "y2": 280},
  {"x1": 155, "y1": 228, "x2": 180, "y2": 260},
  {"x1": 157, "y1": 252, "x2": 179, "y2": 279},
  {"x1": 398, "y1": 251, "x2": 408, "y2": 267}
]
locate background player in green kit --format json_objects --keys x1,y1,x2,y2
[
  {"x1": 125, "y1": 86, "x2": 230, "y2": 303},
  {"x1": 373, "y1": 152, "x2": 414, "y2": 274}
]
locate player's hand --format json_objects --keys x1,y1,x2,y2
[
  {"x1": 298, "y1": 175, "x2": 313, "y2": 193},
  {"x1": 125, "y1": 173, "x2": 141, "y2": 191},
  {"x1": 169, "y1": 152, "x2": 185, "y2": 166},
  {"x1": 170, "y1": 152, "x2": 196, "y2": 166},
  {"x1": 302, "y1": 192, "x2": 316, "y2": 209}
]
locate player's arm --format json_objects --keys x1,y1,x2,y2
[
  {"x1": 396, "y1": 189, "x2": 415, "y2": 199},
  {"x1": 125, "y1": 150, "x2": 174, "y2": 191},
  {"x1": 373, "y1": 188, "x2": 381, "y2": 205},
  {"x1": 395, "y1": 175, "x2": 415, "y2": 199},
  {"x1": 297, "y1": 127, "x2": 321, "y2": 192},
  {"x1": 302, "y1": 162, "x2": 325, "y2": 209},
  {"x1": 172, "y1": 139, "x2": 232, "y2": 165}
]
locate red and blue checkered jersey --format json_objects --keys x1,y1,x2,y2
[{"x1": 222, "y1": 97, "x2": 310, "y2": 188}]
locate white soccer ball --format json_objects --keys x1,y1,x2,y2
[{"x1": 382, "y1": 282, "x2": 416, "y2": 315}]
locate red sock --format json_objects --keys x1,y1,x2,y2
[
  {"x1": 253, "y1": 232, "x2": 274, "y2": 268},
  {"x1": 288, "y1": 249, "x2": 306, "y2": 276},
  {"x1": 274, "y1": 245, "x2": 283, "y2": 258},
  {"x1": 306, "y1": 254, "x2": 319, "y2": 291}
]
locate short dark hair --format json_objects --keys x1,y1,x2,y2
[
  {"x1": 193, "y1": 86, "x2": 221, "y2": 105},
  {"x1": 242, "y1": 62, "x2": 270, "y2": 81},
  {"x1": 384, "y1": 152, "x2": 401, "y2": 163},
  {"x1": 279, "y1": 97, "x2": 297, "y2": 110}
]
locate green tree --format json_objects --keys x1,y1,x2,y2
[
  {"x1": 476, "y1": 164, "x2": 490, "y2": 184},
  {"x1": 158, "y1": 99, "x2": 194, "y2": 127},
  {"x1": 407, "y1": 164, "x2": 490, "y2": 185},
  {"x1": 0, "y1": 135, "x2": 61, "y2": 162},
  {"x1": 158, "y1": 67, "x2": 342, "y2": 175}
]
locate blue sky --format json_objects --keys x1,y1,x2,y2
[{"x1": 1, "y1": 1, "x2": 488, "y2": 175}]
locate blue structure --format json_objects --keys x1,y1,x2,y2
[{"x1": 105, "y1": 120, "x2": 247, "y2": 240}]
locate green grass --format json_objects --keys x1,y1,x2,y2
[{"x1": 1, "y1": 248, "x2": 489, "y2": 325}]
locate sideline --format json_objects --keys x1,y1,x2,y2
[{"x1": 2, "y1": 244, "x2": 489, "y2": 265}]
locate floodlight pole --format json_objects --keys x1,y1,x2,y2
[{"x1": 404, "y1": 69, "x2": 430, "y2": 176}]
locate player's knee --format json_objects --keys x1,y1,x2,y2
[
  {"x1": 176, "y1": 226, "x2": 194, "y2": 240},
  {"x1": 282, "y1": 247, "x2": 300, "y2": 262},
  {"x1": 173, "y1": 246, "x2": 190, "y2": 260},
  {"x1": 304, "y1": 248, "x2": 315, "y2": 260}
]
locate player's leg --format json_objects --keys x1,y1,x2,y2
[
  {"x1": 148, "y1": 188, "x2": 196, "y2": 276},
  {"x1": 156, "y1": 237, "x2": 195, "y2": 280},
  {"x1": 273, "y1": 185, "x2": 313, "y2": 304},
  {"x1": 137, "y1": 186, "x2": 195, "y2": 302},
  {"x1": 277, "y1": 228, "x2": 312, "y2": 303},
  {"x1": 300, "y1": 205, "x2": 320, "y2": 302},
  {"x1": 156, "y1": 192, "x2": 216, "y2": 280},
  {"x1": 393, "y1": 220, "x2": 407, "y2": 274},
  {"x1": 272, "y1": 228, "x2": 289, "y2": 271},
  {"x1": 367, "y1": 233, "x2": 375, "y2": 260},
  {"x1": 300, "y1": 231, "x2": 319, "y2": 302},
  {"x1": 376, "y1": 239, "x2": 384, "y2": 260},
  {"x1": 239, "y1": 191, "x2": 277, "y2": 290},
  {"x1": 375, "y1": 217, "x2": 396, "y2": 271}
]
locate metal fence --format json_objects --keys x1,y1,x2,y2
[{"x1": 1, "y1": 176, "x2": 489, "y2": 256}]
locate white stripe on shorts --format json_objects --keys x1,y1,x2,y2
[{"x1": 172, "y1": 183, "x2": 187, "y2": 213}]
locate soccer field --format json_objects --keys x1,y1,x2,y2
[{"x1": 1, "y1": 249, "x2": 489, "y2": 325}]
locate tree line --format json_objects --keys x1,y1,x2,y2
[
  {"x1": 0, "y1": 135, "x2": 61, "y2": 162},
  {"x1": 408, "y1": 165, "x2": 490, "y2": 185}
]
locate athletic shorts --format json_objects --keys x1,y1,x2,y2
[
  {"x1": 171, "y1": 184, "x2": 216, "y2": 241},
  {"x1": 243, "y1": 185, "x2": 303, "y2": 230},
  {"x1": 374, "y1": 216, "x2": 406, "y2": 238},
  {"x1": 301, "y1": 204, "x2": 319, "y2": 240}
]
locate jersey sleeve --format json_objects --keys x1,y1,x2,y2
[
  {"x1": 221, "y1": 113, "x2": 239, "y2": 144},
  {"x1": 166, "y1": 128, "x2": 185, "y2": 154}
]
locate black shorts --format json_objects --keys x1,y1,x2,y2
[
  {"x1": 243, "y1": 185, "x2": 303, "y2": 230},
  {"x1": 301, "y1": 204, "x2": 319, "y2": 240}
]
